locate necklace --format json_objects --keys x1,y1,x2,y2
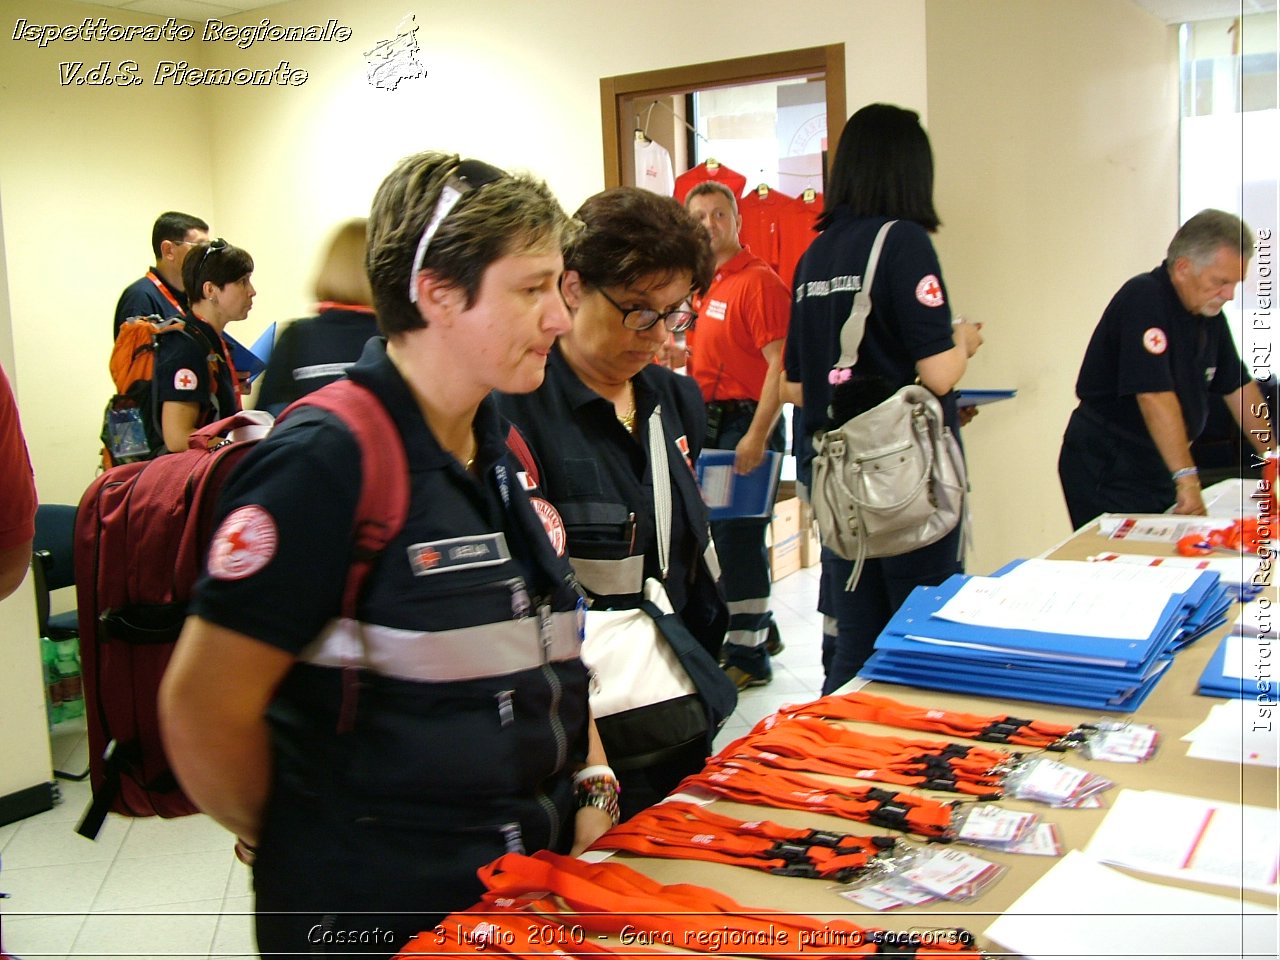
[{"x1": 616, "y1": 382, "x2": 636, "y2": 433}]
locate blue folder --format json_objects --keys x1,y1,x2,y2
[
  {"x1": 861, "y1": 653, "x2": 1172, "y2": 711},
  {"x1": 696, "y1": 449, "x2": 781, "y2": 520},
  {"x1": 882, "y1": 577, "x2": 1184, "y2": 669},
  {"x1": 1192, "y1": 640, "x2": 1254, "y2": 701}
]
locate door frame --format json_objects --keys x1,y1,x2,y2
[{"x1": 599, "y1": 45, "x2": 846, "y2": 189}]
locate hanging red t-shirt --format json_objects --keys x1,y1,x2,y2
[
  {"x1": 738, "y1": 188, "x2": 824, "y2": 291},
  {"x1": 673, "y1": 161, "x2": 747, "y2": 205}
]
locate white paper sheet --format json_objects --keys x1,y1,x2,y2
[
  {"x1": 985, "y1": 850, "x2": 1277, "y2": 960},
  {"x1": 1084, "y1": 789, "x2": 1280, "y2": 895},
  {"x1": 931, "y1": 572, "x2": 1171, "y2": 641},
  {"x1": 1183, "y1": 700, "x2": 1280, "y2": 768},
  {"x1": 1098, "y1": 515, "x2": 1220, "y2": 543},
  {"x1": 1089, "y1": 550, "x2": 1263, "y2": 587}
]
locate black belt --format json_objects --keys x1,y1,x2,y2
[{"x1": 706, "y1": 399, "x2": 757, "y2": 416}]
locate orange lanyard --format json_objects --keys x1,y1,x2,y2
[
  {"x1": 780, "y1": 691, "x2": 1084, "y2": 750},
  {"x1": 720, "y1": 717, "x2": 1009, "y2": 798},
  {"x1": 678, "y1": 757, "x2": 958, "y2": 839},
  {"x1": 470, "y1": 851, "x2": 981, "y2": 960},
  {"x1": 146, "y1": 269, "x2": 186, "y2": 315},
  {"x1": 594, "y1": 801, "x2": 894, "y2": 881}
]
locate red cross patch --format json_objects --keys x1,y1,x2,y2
[
  {"x1": 408, "y1": 544, "x2": 442, "y2": 573},
  {"x1": 1142, "y1": 327, "x2": 1168, "y2": 354},
  {"x1": 529, "y1": 496, "x2": 567, "y2": 556},
  {"x1": 207, "y1": 505, "x2": 278, "y2": 581},
  {"x1": 915, "y1": 275, "x2": 944, "y2": 307},
  {"x1": 174, "y1": 368, "x2": 197, "y2": 390}
]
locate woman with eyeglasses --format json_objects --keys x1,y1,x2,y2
[
  {"x1": 160, "y1": 153, "x2": 611, "y2": 958},
  {"x1": 155, "y1": 238, "x2": 252, "y2": 451},
  {"x1": 497, "y1": 187, "x2": 733, "y2": 820}
]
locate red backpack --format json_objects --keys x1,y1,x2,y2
[{"x1": 73, "y1": 380, "x2": 408, "y2": 840}]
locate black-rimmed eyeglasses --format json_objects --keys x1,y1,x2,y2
[{"x1": 596, "y1": 286, "x2": 697, "y2": 334}]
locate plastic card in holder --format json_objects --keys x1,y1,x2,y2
[
  {"x1": 1005, "y1": 757, "x2": 1114, "y2": 807},
  {"x1": 899, "y1": 848, "x2": 1005, "y2": 901},
  {"x1": 1082, "y1": 721, "x2": 1159, "y2": 762},
  {"x1": 1003, "y1": 822, "x2": 1064, "y2": 856},
  {"x1": 954, "y1": 804, "x2": 1039, "y2": 849}
]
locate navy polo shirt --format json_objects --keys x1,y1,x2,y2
[
  {"x1": 114, "y1": 269, "x2": 188, "y2": 337},
  {"x1": 784, "y1": 210, "x2": 957, "y2": 472},
  {"x1": 152, "y1": 315, "x2": 239, "y2": 425},
  {"x1": 1074, "y1": 262, "x2": 1249, "y2": 443},
  {"x1": 497, "y1": 345, "x2": 710, "y2": 619},
  {"x1": 194, "y1": 339, "x2": 578, "y2": 652},
  {"x1": 256, "y1": 307, "x2": 379, "y2": 414}
]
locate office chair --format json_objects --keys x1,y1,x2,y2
[{"x1": 32, "y1": 503, "x2": 78, "y2": 640}]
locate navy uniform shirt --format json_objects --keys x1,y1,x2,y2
[
  {"x1": 114, "y1": 268, "x2": 188, "y2": 337},
  {"x1": 255, "y1": 306, "x2": 379, "y2": 415},
  {"x1": 784, "y1": 211, "x2": 957, "y2": 475},
  {"x1": 497, "y1": 345, "x2": 726, "y2": 657},
  {"x1": 192, "y1": 339, "x2": 588, "y2": 830},
  {"x1": 1074, "y1": 261, "x2": 1249, "y2": 444},
  {"x1": 152, "y1": 315, "x2": 239, "y2": 426}
]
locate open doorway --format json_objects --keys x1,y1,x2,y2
[{"x1": 599, "y1": 45, "x2": 845, "y2": 192}]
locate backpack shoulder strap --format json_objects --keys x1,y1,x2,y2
[
  {"x1": 505, "y1": 422, "x2": 541, "y2": 488},
  {"x1": 834, "y1": 219, "x2": 896, "y2": 371},
  {"x1": 282, "y1": 380, "x2": 409, "y2": 617}
]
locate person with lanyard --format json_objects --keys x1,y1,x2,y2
[
  {"x1": 1058, "y1": 209, "x2": 1269, "y2": 526},
  {"x1": 112, "y1": 211, "x2": 209, "y2": 337},
  {"x1": 497, "y1": 186, "x2": 730, "y2": 820},
  {"x1": 153, "y1": 239, "x2": 251, "y2": 452},
  {"x1": 158, "y1": 151, "x2": 614, "y2": 958},
  {"x1": 782, "y1": 103, "x2": 983, "y2": 695},
  {"x1": 257, "y1": 218, "x2": 379, "y2": 415}
]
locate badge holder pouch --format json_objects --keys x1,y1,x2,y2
[
  {"x1": 1003, "y1": 756, "x2": 1115, "y2": 808},
  {"x1": 951, "y1": 803, "x2": 1062, "y2": 856},
  {"x1": 832, "y1": 841, "x2": 1006, "y2": 908},
  {"x1": 1078, "y1": 718, "x2": 1160, "y2": 762}
]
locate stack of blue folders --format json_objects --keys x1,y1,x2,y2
[
  {"x1": 1197, "y1": 600, "x2": 1271, "y2": 699},
  {"x1": 860, "y1": 558, "x2": 1233, "y2": 712}
]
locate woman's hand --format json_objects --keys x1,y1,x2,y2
[
  {"x1": 569, "y1": 805, "x2": 616, "y2": 856},
  {"x1": 734, "y1": 431, "x2": 769, "y2": 475}
]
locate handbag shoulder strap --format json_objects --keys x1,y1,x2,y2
[
  {"x1": 834, "y1": 219, "x2": 897, "y2": 371},
  {"x1": 647, "y1": 405, "x2": 671, "y2": 578}
]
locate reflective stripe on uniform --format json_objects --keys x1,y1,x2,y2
[
  {"x1": 570, "y1": 554, "x2": 645, "y2": 597},
  {"x1": 299, "y1": 611, "x2": 582, "y2": 682},
  {"x1": 703, "y1": 541, "x2": 721, "y2": 581}
]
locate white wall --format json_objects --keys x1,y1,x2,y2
[{"x1": 926, "y1": 0, "x2": 1179, "y2": 573}]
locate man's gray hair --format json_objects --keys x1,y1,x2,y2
[
  {"x1": 1167, "y1": 208, "x2": 1253, "y2": 268},
  {"x1": 685, "y1": 179, "x2": 739, "y2": 215}
]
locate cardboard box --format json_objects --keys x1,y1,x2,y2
[
  {"x1": 799, "y1": 501, "x2": 821, "y2": 568},
  {"x1": 768, "y1": 497, "x2": 802, "y2": 581}
]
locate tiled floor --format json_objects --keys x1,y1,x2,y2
[{"x1": 0, "y1": 565, "x2": 824, "y2": 959}]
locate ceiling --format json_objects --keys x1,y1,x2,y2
[{"x1": 72, "y1": 0, "x2": 1280, "y2": 25}]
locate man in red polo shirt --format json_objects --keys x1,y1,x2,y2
[{"x1": 686, "y1": 181, "x2": 790, "y2": 689}]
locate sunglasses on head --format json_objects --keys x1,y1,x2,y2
[
  {"x1": 197, "y1": 237, "x2": 228, "y2": 273},
  {"x1": 407, "y1": 159, "x2": 507, "y2": 304}
]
